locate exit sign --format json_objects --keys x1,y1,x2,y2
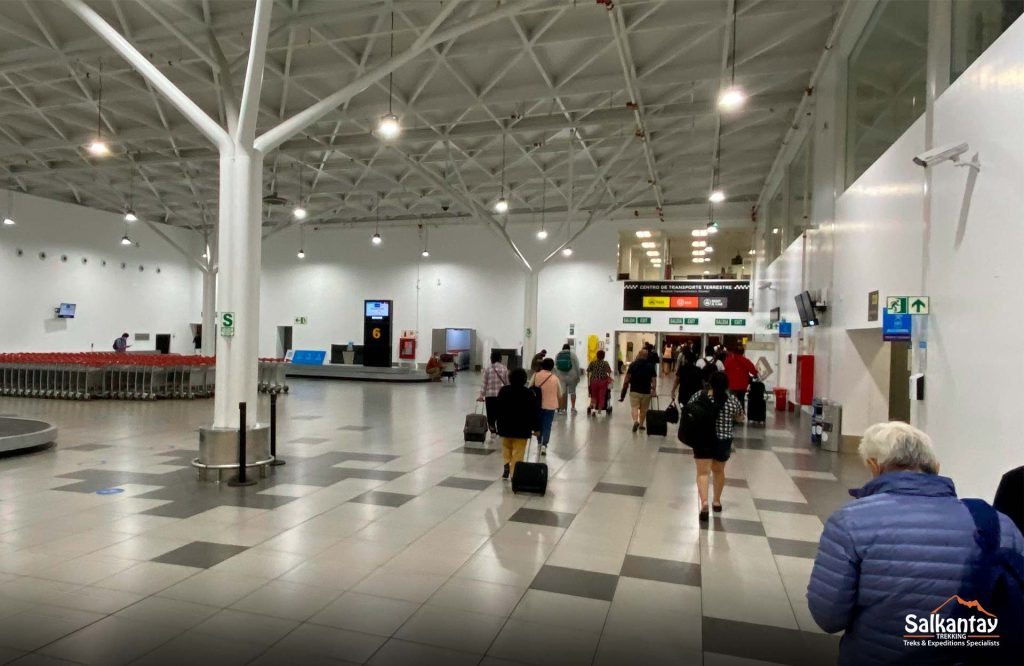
[
  {"x1": 623, "y1": 316, "x2": 652, "y2": 325},
  {"x1": 669, "y1": 318, "x2": 685, "y2": 325},
  {"x1": 622, "y1": 317, "x2": 637, "y2": 324},
  {"x1": 715, "y1": 318, "x2": 730, "y2": 326},
  {"x1": 685, "y1": 317, "x2": 698, "y2": 325},
  {"x1": 731, "y1": 318, "x2": 746, "y2": 326}
]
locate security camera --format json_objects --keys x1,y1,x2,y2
[
  {"x1": 441, "y1": 204, "x2": 449, "y2": 212},
  {"x1": 758, "y1": 281, "x2": 774, "y2": 290},
  {"x1": 913, "y1": 142, "x2": 969, "y2": 168}
]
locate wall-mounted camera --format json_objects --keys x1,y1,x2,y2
[{"x1": 912, "y1": 142, "x2": 979, "y2": 171}]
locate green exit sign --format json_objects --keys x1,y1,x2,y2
[
  {"x1": 669, "y1": 318, "x2": 685, "y2": 325},
  {"x1": 623, "y1": 317, "x2": 637, "y2": 324},
  {"x1": 637, "y1": 317, "x2": 651, "y2": 324},
  {"x1": 715, "y1": 318, "x2": 730, "y2": 326},
  {"x1": 685, "y1": 317, "x2": 698, "y2": 325},
  {"x1": 731, "y1": 318, "x2": 746, "y2": 326}
]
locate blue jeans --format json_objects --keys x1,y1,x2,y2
[{"x1": 539, "y1": 409, "x2": 555, "y2": 445}]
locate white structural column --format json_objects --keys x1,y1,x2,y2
[
  {"x1": 523, "y1": 270, "x2": 540, "y2": 362},
  {"x1": 201, "y1": 265, "x2": 217, "y2": 355}
]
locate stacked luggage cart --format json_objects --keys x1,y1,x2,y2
[
  {"x1": 0, "y1": 353, "x2": 216, "y2": 400},
  {"x1": 258, "y1": 358, "x2": 289, "y2": 394}
]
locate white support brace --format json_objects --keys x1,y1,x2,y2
[{"x1": 235, "y1": 0, "x2": 274, "y2": 145}]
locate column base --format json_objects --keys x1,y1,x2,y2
[{"x1": 193, "y1": 424, "x2": 274, "y2": 482}]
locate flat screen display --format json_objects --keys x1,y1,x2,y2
[
  {"x1": 365, "y1": 301, "x2": 390, "y2": 318},
  {"x1": 770, "y1": 307, "x2": 781, "y2": 324},
  {"x1": 794, "y1": 292, "x2": 819, "y2": 327},
  {"x1": 57, "y1": 303, "x2": 76, "y2": 318},
  {"x1": 445, "y1": 328, "x2": 471, "y2": 352}
]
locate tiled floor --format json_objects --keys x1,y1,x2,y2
[{"x1": 0, "y1": 375, "x2": 868, "y2": 665}]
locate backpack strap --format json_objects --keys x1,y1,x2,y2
[{"x1": 963, "y1": 499, "x2": 1001, "y2": 553}]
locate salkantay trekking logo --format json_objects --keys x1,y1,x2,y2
[{"x1": 903, "y1": 596, "x2": 1000, "y2": 650}]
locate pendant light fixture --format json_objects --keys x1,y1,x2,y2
[
  {"x1": 420, "y1": 223, "x2": 430, "y2": 257},
  {"x1": 494, "y1": 131, "x2": 508, "y2": 213},
  {"x1": 376, "y1": 12, "x2": 401, "y2": 140},
  {"x1": 371, "y1": 193, "x2": 383, "y2": 245},
  {"x1": 536, "y1": 176, "x2": 548, "y2": 239},
  {"x1": 293, "y1": 163, "x2": 307, "y2": 220},
  {"x1": 3, "y1": 184, "x2": 15, "y2": 226},
  {"x1": 297, "y1": 224, "x2": 306, "y2": 259},
  {"x1": 89, "y1": 61, "x2": 110, "y2": 156},
  {"x1": 119, "y1": 218, "x2": 132, "y2": 246},
  {"x1": 718, "y1": 5, "x2": 746, "y2": 111},
  {"x1": 124, "y1": 163, "x2": 137, "y2": 221}
]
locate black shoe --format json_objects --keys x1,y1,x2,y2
[
  {"x1": 632, "y1": 422, "x2": 640, "y2": 433},
  {"x1": 699, "y1": 507, "x2": 709, "y2": 522},
  {"x1": 502, "y1": 464, "x2": 510, "y2": 479},
  {"x1": 712, "y1": 503, "x2": 723, "y2": 513}
]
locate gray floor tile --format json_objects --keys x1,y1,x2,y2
[
  {"x1": 619, "y1": 555, "x2": 701, "y2": 587},
  {"x1": 338, "y1": 452, "x2": 398, "y2": 462},
  {"x1": 724, "y1": 477, "x2": 749, "y2": 488},
  {"x1": 457, "y1": 446, "x2": 497, "y2": 455},
  {"x1": 291, "y1": 415, "x2": 323, "y2": 421},
  {"x1": 593, "y1": 482, "x2": 646, "y2": 497},
  {"x1": 289, "y1": 437, "x2": 330, "y2": 444},
  {"x1": 338, "y1": 425, "x2": 372, "y2": 431},
  {"x1": 151, "y1": 541, "x2": 249, "y2": 569},
  {"x1": 530, "y1": 565, "x2": 618, "y2": 602},
  {"x1": 508, "y1": 508, "x2": 575, "y2": 528},
  {"x1": 702, "y1": 616, "x2": 839, "y2": 666},
  {"x1": 368, "y1": 638, "x2": 482, "y2": 666},
  {"x1": 438, "y1": 476, "x2": 495, "y2": 491},
  {"x1": 701, "y1": 517, "x2": 766, "y2": 536},
  {"x1": 335, "y1": 469, "x2": 406, "y2": 481},
  {"x1": 349, "y1": 490, "x2": 417, "y2": 508},
  {"x1": 768, "y1": 537, "x2": 821, "y2": 560},
  {"x1": 658, "y1": 447, "x2": 693, "y2": 455},
  {"x1": 65, "y1": 444, "x2": 111, "y2": 451},
  {"x1": 755, "y1": 499, "x2": 817, "y2": 515}
]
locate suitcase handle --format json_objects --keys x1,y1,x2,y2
[{"x1": 475, "y1": 401, "x2": 486, "y2": 415}]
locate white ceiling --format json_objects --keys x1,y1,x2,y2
[{"x1": 0, "y1": 0, "x2": 841, "y2": 236}]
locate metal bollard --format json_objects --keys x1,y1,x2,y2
[
  {"x1": 270, "y1": 392, "x2": 285, "y2": 466},
  {"x1": 228, "y1": 402, "x2": 258, "y2": 487}
]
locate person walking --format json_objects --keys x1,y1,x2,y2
[
  {"x1": 113, "y1": 333, "x2": 130, "y2": 353},
  {"x1": 695, "y1": 345, "x2": 723, "y2": 384},
  {"x1": 807, "y1": 422, "x2": 1024, "y2": 666},
  {"x1": 495, "y1": 368, "x2": 538, "y2": 480},
  {"x1": 586, "y1": 349, "x2": 613, "y2": 416},
  {"x1": 994, "y1": 465, "x2": 1024, "y2": 535},
  {"x1": 723, "y1": 346, "x2": 758, "y2": 406},
  {"x1": 688, "y1": 372, "x2": 744, "y2": 520},
  {"x1": 478, "y1": 351, "x2": 509, "y2": 437},
  {"x1": 553, "y1": 343, "x2": 581, "y2": 415},
  {"x1": 620, "y1": 349, "x2": 657, "y2": 433},
  {"x1": 671, "y1": 351, "x2": 703, "y2": 405},
  {"x1": 530, "y1": 357, "x2": 561, "y2": 456},
  {"x1": 529, "y1": 349, "x2": 547, "y2": 379}
]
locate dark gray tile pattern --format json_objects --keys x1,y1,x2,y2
[
  {"x1": 724, "y1": 477, "x2": 748, "y2": 488},
  {"x1": 508, "y1": 508, "x2": 575, "y2": 528},
  {"x1": 151, "y1": 541, "x2": 248, "y2": 568},
  {"x1": 530, "y1": 565, "x2": 619, "y2": 602},
  {"x1": 593, "y1": 482, "x2": 646, "y2": 497},
  {"x1": 755, "y1": 498, "x2": 817, "y2": 515},
  {"x1": 658, "y1": 447, "x2": 693, "y2": 455},
  {"x1": 437, "y1": 476, "x2": 495, "y2": 491},
  {"x1": 66, "y1": 443, "x2": 112, "y2": 451},
  {"x1": 350, "y1": 490, "x2": 417, "y2": 508},
  {"x1": 288, "y1": 436, "x2": 330, "y2": 444},
  {"x1": 769, "y1": 537, "x2": 822, "y2": 560},
  {"x1": 701, "y1": 517, "x2": 766, "y2": 536},
  {"x1": 457, "y1": 446, "x2": 497, "y2": 456},
  {"x1": 337, "y1": 425, "x2": 372, "y2": 431},
  {"x1": 703, "y1": 617, "x2": 839, "y2": 666},
  {"x1": 620, "y1": 555, "x2": 701, "y2": 587}
]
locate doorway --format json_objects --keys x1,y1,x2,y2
[
  {"x1": 155, "y1": 334, "x2": 171, "y2": 354},
  {"x1": 888, "y1": 340, "x2": 911, "y2": 422},
  {"x1": 276, "y1": 326, "x2": 293, "y2": 359}
]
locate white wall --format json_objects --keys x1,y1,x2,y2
[{"x1": 0, "y1": 190, "x2": 202, "y2": 354}]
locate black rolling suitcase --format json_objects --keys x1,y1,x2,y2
[
  {"x1": 747, "y1": 380, "x2": 767, "y2": 424},
  {"x1": 645, "y1": 396, "x2": 668, "y2": 436},
  {"x1": 512, "y1": 438, "x2": 548, "y2": 495},
  {"x1": 464, "y1": 403, "x2": 489, "y2": 442}
]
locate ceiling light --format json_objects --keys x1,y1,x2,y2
[
  {"x1": 748, "y1": 249, "x2": 756, "y2": 255},
  {"x1": 707, "y1": 225, "x2": 719, "y2": 234},
  {"x1": 377, "y1": 113, "x2": 401, "y2": 140},
  {"x1": 421, "y1": 249, "x2": 430, "y2": 258},
  {"x1": 3, "y1": 189, "x2": 14, "y2": 225},
  {"x1": 201, "y1": 251, "x2": 208, "y2": 259},
  {"x1": 536, "y1": 228, "x2": 548, "y2": 240},
  {"x1": 703, "y1": 270, "x2": 711, "y2": 275},
  {"x1": 88, "y1": 140, "x2": 110, "y2": 157},
  {"x1": 371, "y1": 232, "x2": 382, "y2": 245},
  {"x1": 562, "y1": 247, "x2": 573, "y2": 257},
  {"x1": 120, "y1": 234, "x2": 132, "y2": 246},
  {"x1": 635, "y1": 230, "x2": 652, "y2": 238},
  {"x1": 692, "y1": 250, "x2": 705, "y2": 256},
  {"x1": 708, "y1": 190, "x2": 726, "y2": 203},
  {"x1": 124, "y1": 210, "x2": 137, "y2": 222},
  {"x1": 692, "y1": 258, "x2": 705, "y2": 264},
  {"x1": 772, "y1": 227, "x2": 779, "y2": 235},
  {"x1": 494, "y1": 197, "x2": 509, "y2": 214},
  {"x1": 293, "y1": 206, "x2": 307, "y2": 220},
  {"x1": 704, "y1": 246, "x2": 714, "y2": 253},
  {"x1": 641, "y1": 241, "x2": 656, "y2": 249},
  {"x1": 691, "y1": 240, "x2": 706, "y2": 248},
  {"x1": 297, "y1": 249, "x2": 305, "y2": 259},
  {"x1": 3, "y1": 217, "x2": 14, "y2": 226},
  {"x1": 646, "y1": 250, "x2": 660, "y2": 257},
  {"x1": 718, "y1": 86, "x2": 747, "y2": 111},
  {"x1": 691, "y1": 229, "x2": 708, "y2": 238}
]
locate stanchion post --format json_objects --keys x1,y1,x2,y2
[
  {"x1": 270, "y1": 391, "x2": 285, "y2": 466},
  {"x1": 228, "y1": 401, "x2": 257, "y2": 486}
]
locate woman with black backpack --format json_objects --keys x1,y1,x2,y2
[{"x1": 685, "y1": 371, "x2": 744, "y2": 521}]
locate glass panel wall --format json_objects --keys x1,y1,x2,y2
[
  {"x1": 951, "y1": 0, "x2": 1024, "y2": 81},
  {"x1": 787, "y1": 134, "x2": 813, "y2": 241},
  {"x1": 846, "y1": 0, "x2": 928, "y2": 187},
  {"x1": 765, "y1": 185, "x2": 785, "y2": 265}
]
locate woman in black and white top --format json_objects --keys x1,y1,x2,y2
[{"x1": 688, "y1": 371, "x2": 744, "y2": 521}]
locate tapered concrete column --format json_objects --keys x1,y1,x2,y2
[
  {"x1": 523, "y1": 270, "x2": 539, "y2": 361},
  {"x1": 212, "y1": 147, "x2": 263, "y2": 428}
]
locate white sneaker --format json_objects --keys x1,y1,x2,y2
[{"x1": 541, "y1": 445, "x2": 547, "y2": 456}]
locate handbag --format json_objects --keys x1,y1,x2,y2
[{"x1": 664, "y1": 401, "x2": 679, "y2": 424}]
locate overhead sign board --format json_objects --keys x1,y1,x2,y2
[
  {"x1": 622, "y1": 317, "x2": 651, "y2": 325},
  {"x1": 886, "y1": 296, "x2": 930, "y2": 315},
  {"x1": 883, "y1": 308, "x2": 912, "y2": 341},
  {"x1": 623, "y1": 280, "x2": 750, "y2": 312}
]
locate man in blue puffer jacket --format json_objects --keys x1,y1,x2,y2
[{"x1": 807, "y1": 421, "x2": 1023, "y2": 665}]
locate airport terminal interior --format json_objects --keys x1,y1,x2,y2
[{"x1": 1, "y1": 1, "x2": 1023, "y2": 665}]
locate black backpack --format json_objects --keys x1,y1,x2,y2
[
  {"x1": 700, "y1": 357, "x2": 719, "y2": 383},
  {"x1": 531, "y1": 374, "x2": 551, "y2": 408},
  {"x1": 679, "y1": 393, "x2": 716, "y2": 448}
]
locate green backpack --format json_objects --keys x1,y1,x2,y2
[{"x1": 555, "y1": 351, "x2": 572, "y2": 372}]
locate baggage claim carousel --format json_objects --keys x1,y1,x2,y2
[{"x1": 0, "y1": 416, "x2": 58, "y2": 455}]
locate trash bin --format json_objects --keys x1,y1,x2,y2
[
  {"x1": 773, "y1": 387, "x2": 788, "y2": 412},
  {"x1": 811, "y1": 398, "x2": 842, "y2": 452}
]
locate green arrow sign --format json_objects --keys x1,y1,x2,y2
[{"x1": 909, "y1": 297, "x2": 929, "y2": 314}]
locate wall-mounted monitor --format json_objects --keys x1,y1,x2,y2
[
  {"x1": 445, "y1": 328, "x2": 472, "y2": 353},
  {"x1": 57, "y1": 303, "x2": 76, "y2": 319},
  {"x1": 769, "y1": 307, "x2": 781, "y2": 324},
  {"x1": 794, "y1": 291, "x2": 819, "y2": 327},
  {"x1": 364, "y1": 301, "x2": 390, "y2": 318}
]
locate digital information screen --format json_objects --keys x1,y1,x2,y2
[
  {"x1": 623, "y1": 281, "x2": 750, "y2": 312},
  {"x1": 365, "y1": 301, "x2": 390, "y2": 318}
]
